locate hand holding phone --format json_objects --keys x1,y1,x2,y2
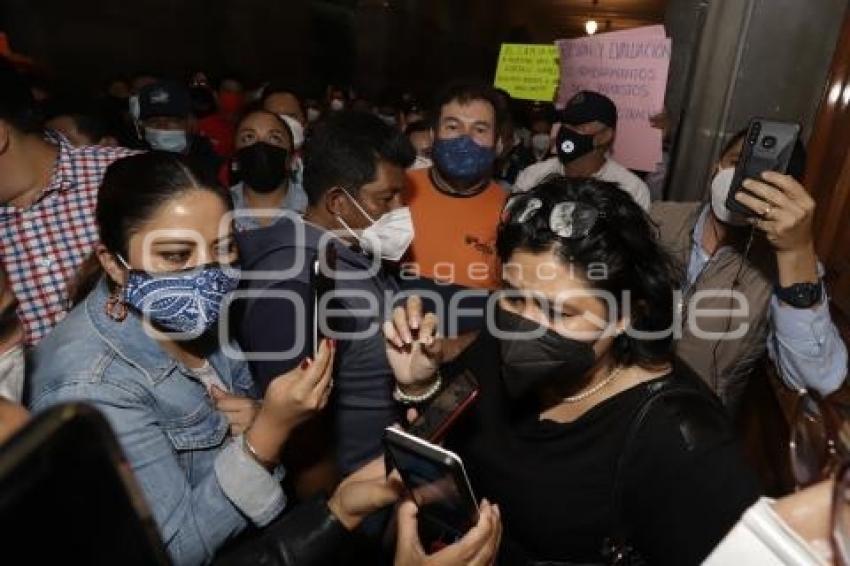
[
  {"x1": 384, "y1": 427, "x2": 480, "y2": 542},
  {"x1": 394, "y1": 498, "x2": 502, "y2": 566},
  {"x1": 725, "y1": 118, "x2": 801, "y2": 217}
]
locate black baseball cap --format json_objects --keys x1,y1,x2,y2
[
  {"x1": 138, "y1": 81, "x2": 191, "y2": 120},
  {"x1": 560, "y1": 91, "x2": 617, "y2": 129}
]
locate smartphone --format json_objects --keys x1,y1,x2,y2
[
  {"x1": 725, "y1": 118, "x2": 801, "y2": 216},
  {"x1": 407, "y1": 370, "x2": 480, "y2": 443},
  {"x1": 384, "y1": 426, "x2": 479, "y2": 541},
  {"x1": 0, "y1": 403, "x2": 170, "y2": 564},
  {"x1": 312, "y1": 244, "x2": 337, "y2": 357}
]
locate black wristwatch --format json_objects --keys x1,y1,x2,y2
[{"x1": 774, "y1": 281, "x2": 823, "y2": 309}]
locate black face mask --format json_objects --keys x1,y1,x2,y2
[
  {"x1": 496, "y1": 306, "x2": 597, "y2": 400},
  {"x1": 555, "y1": 126, "x2": 596, "y2": 165},
  {"x1": 234, "y1": 142, "x2": 289, "y2": 193}
]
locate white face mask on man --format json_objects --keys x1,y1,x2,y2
[
  {"x1": 710, "y1": 167, "x2": 750, "y2": 226},
  {"x1": 335, "y1": 191, "x2": 415, "y2": 262}
]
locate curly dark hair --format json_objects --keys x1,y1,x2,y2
[{"x1": 497, "y1": 176, "x2": 677, "y2": 368}]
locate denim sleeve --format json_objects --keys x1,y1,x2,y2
[
  {"x1": 31, "y1": 381, "x2": 284, "y2": 566},
  {"x1": 767, "y1": 292, "x2": 848, "y2": 395}
]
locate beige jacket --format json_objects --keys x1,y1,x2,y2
[{"x1": 650, "y1": 202, "x2": 777, "y2": 412}]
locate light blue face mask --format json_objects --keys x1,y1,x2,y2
[
  {"x1": 145, "y1": 127, "x2": 188, "y2": 153},
  {"x1": 118, "y1": 256, "x2": 239, "y2": 337}
]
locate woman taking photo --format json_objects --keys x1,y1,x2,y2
[
  {"x1": 26, "y1": 152, "x2": 391, "y2": 566},
  {"x1": 385, "y1": 176, "x2": 761, "y2": 565}
]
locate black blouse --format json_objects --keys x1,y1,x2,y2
[{"x1": 444, "y1": 329, "x2": 761, "y2": 565}]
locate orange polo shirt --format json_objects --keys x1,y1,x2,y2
[{"x1": 405, "y1": 168, "x2": 507, "y2": 289}]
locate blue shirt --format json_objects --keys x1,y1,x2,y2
[
  {"x1": 688, "y1": 206, "x2": 847, "y2": 395},
  {"x1": 28, "y1": 279, "x2": 286, "y2": 566}
]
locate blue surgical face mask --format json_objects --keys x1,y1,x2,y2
[
  {"x1": 118, "y1": 256, "x2": 240, "y2": 337},
  {"x1": 431, "y1": 135, "x2": 496, "y2": 183},
  {"x1": 145, "y1": 127, "x2": 188, "y2": 153}
]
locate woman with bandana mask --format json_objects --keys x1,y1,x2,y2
[
  {"x1": 230, "y1": 109, "x2": 309, "y2": 231},
  {"x1": 649, "y1": 130, "x2": 846, "y2": 413},
  {"x1": 385, "y1": 176, "x2": 760, "y2": 565},
  {"x1": 26, "y1": 153, "x2": 405, "y2": 565}
]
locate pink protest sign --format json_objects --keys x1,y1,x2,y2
[{"x1": 556, "y1": 27, "x2": 671, "y2": 172}]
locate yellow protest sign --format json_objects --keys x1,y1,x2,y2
[{"x1": 494, "y1": 43, "x2": 560, "y2": 102}]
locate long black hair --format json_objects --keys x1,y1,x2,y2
[
  {"x1": 497, "y1": 176, "x2": 677, "y2": 368},
  {"x1": 68, "y1": 152, "x2": 230, "y2": 306}
]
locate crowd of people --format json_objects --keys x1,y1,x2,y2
[{"x1": 0, "y1": 53, "x2": 848, "y2": 565}]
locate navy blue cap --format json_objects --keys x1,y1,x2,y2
[{"x1": 138, "y1": 81, "x2": 191, "y2": 120}]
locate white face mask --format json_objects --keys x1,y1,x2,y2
[
  {"x1": 330, "y1": 99, "x2": 345, "y2": 112},
  {"x1": 710, "y1": 167, "x2": 749, "y2": 226},
  {"x1": 145, "y1": 127, "x2": 188, "y2": 153},
  {"x1": 0, "y1": 345, "x2": 25, "y2": 403},
  {"x1": 531, "y1": 133, "x2": 551, "y2": 158},
  {"x1": 279, "y1": 114, "x2": 305, "y2": 150},
  {"x1": 336, "y1": 192, "x2": 415, "y2": 261},
  {"x1": 307, "y1": 108, "x2": 321, "y2": 123}
]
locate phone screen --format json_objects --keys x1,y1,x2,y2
[{"x1": 385, "y1": 430, "x2": 479, "y2": 538}]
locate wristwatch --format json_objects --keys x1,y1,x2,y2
[{"x1": 774, "y1": 281, "x2": 823, "y2": 309}]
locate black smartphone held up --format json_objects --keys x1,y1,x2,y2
[
  {"x1": 312, "y1": 243, "x2": 337, "y2": 357},
  {"x1": 407, "y1": 370, "x2": 480, "y2": 443},
  {"x1": 725, "y1": 118, "x2": 801, "y2": 216},
  {"x1": 384, "y1": 426, "x2": 479, "y2": 542}
]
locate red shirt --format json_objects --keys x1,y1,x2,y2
[{"x1": 198, "y1": 114, "x2": 235, "y2": 158}]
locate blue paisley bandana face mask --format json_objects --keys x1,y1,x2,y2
[
  {"x1": 432, "y1": 135, "x2": 496, "y2": 183},
  {"x1": 118, "y1": 255, "x2": 240, "y2": 337}
]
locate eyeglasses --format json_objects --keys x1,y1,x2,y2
[
  {"x1": 501, "y1": 195, "x2": 604, "y2": 240},
  {"x1": 788, "y1": 389, "x2": 850, "y2": 488}
]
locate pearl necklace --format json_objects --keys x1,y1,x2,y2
[{"x1": 562, "y1": 366, "x2": 624, "y2": 403}]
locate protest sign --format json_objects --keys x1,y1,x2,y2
[
  {"x1": 494, "y1": 43, "x2": 559, "y2": 102},
  {"x1": 556, "y1": 26, "x2": 671, "y2": 171}
]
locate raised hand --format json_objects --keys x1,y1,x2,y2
[{"x1": 383, "y1": 296, "x2": 444, "y2": 395}]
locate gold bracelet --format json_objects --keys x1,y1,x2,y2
[{"x1": 242, "y1": 427, "x2": 278, "y2": 472}]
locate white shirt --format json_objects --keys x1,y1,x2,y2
[
  {"x1": 513, "y1": 156, "x2": 651, "y2": 211},
  {"x1": 703, "y1": 498, "x2": 828, "y2": 565}
]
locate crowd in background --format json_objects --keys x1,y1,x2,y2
[{"x1": 0, "y1": 55, "x2": 848, "y2": 565}]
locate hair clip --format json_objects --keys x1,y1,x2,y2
[{"x1": 549, "y1": 201, "x2": 601, "y2": 239}]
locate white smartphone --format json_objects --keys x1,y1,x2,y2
[{"x1": 384, "y1": 426, "x2": 479, "y2": 540}]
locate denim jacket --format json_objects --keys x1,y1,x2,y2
[{"x1": 27, "y1": 279, "x2": 286, "y2": 566}]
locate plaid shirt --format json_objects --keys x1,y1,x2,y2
[{"x1": 0, "y1": 137, "x2": 137, "y2": 345}]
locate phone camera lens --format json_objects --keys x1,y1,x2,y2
[{"x1": 762, "y1": 136, "x2": 777, "y2": 149}]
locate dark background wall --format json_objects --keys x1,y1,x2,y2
[{"x1": 0, "y1": 0, "x2": 665, "y2": 98}]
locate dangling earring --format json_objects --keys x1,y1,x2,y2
[{"x1": 105, "y1": 288, "x2": 128, "y2": 322}]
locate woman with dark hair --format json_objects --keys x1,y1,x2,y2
[
  {"x1": 649, "y1": 130, "x2": 846, "y2": 413},
  {"x1": 26, "y1": 153, "x2": 401, "y2": 565},
  {"x1": 230, "y1": 108, "x2": 309, "y2": 230},
  {"x1": 385, "y1": 176, "x2": 761, "y2": 565}
]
